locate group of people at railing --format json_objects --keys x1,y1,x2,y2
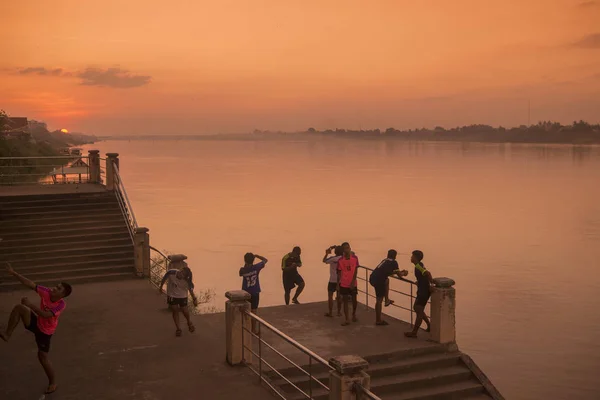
[{"x1": 238, "y1": 241, "x2": 434, "y2": 339}]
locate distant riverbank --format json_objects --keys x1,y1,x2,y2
[{"x1": 100, "y1": 120, "x2": 600, "y2": 145}]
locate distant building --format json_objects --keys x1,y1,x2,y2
[{"x1": 28, "y1": 120, "x2": 48, "y2": 132}]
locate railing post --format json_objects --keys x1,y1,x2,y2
[
  {"x1": 225, "y1": 290, "x2": 252, "y2": 366},
  {"x1": 88, "y1": 150, "x2": 100, "y2": 184},
  {"x1": 328, "y1": 355, "x2": 370, "y2": 400},
  {"x1": 134, "y1": 227, "x2": 150, "y2": 277},
  {"x1": 105, "y1": 152, "x2": 119, "y2": 190},
  {"x1": 430, "y1": 277, "x2": 456, "y2": 344}
]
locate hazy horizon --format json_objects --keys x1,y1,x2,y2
[{"x1": 2, "y1": 1, "x2": 599, "y2": 135}]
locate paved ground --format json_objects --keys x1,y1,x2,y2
[
  {"x1": 0, "y1": 278, "x2": 435, "y2": 400},
  {"x1": 247, "y1": 300, "x2": 436, "y2": 370},
  {"x1": 0, "y1": 280, "x2": 267, "y2": 400},
  {"x1": 0, "y1": 183, "x2": 106, "y2": 197}
]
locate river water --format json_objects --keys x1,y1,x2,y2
[{"x1": 86, "y1": 139, "x2": 600, "y2": 400}]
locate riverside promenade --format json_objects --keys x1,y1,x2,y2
[{"x1": 0, "y1": 278, "x2": 466, "y2": 400}]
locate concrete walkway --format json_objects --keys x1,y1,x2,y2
[
  {"x1": 0, "y1": 279, "x2": 436, "y2": 400},
  {"x1": 0, "y1": 280, "x2": 266, "y2": 400}
]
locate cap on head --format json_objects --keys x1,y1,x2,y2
[
  {"x1": 411, "y1": 250, "x2": 424, "y2": 262},
  {"x1": 387, "y1": 249, "x2": 397, "y2": 259},
  {"x1": 292, "y1": 246, "x2": 301, "y2": 255},
  {"x1": 244, "y1": 252, "x2": 255, "y2": 264}
]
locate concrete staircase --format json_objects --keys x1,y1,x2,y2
[
  {"x1": 267, "y1": 345, "x2": 495, "y2": 400},
  {"x1": 0, "y1": 191, "x2": 136, "y2": 290}
]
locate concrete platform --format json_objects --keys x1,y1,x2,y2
[
  {"x1": 0, "y1": 280, "x2": 266, "y2": 400},
  {"x1": 0, "y1": 184, "x2": 106, "y2": 197}
]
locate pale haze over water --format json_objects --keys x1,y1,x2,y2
[{"x1": 87, "y1": 139, "x2": 600, "y2": 400}]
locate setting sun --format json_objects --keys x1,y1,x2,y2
[{"x1": 60, "y1": 128, "x2": 69, "y2": 133}]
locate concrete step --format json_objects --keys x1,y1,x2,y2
[
  {"x1": 5, "y1": 250, "x2": 134, "y2": 267},
  {"x1": 0, "y1": 224, "x2": 129, "y2": 239},
  {"x1": 1, "y1": 230, "x2": 130, "y2": 247},
  {"x1": 0, "y1": 213, "x2": 125, "y2": 229},
  {"x1": 1, "y1": 208, "x2": 124, "y2": 221},
  {"x1": 0, "y1": 195, "x2": 116, "y2": 209},
  {"x1": 1, "y1": 235, "x2": 131, "y2": 255},
  {"x1": 271, "y1": 356, "x2": 466, "y2": 395},
  {"x1": 0, "y1": 192, "x2": 112, "y2": 204},
  {"x1": 378, "y1": 379, "x2": 485, "y2": 400},
  {"x1": 0, "y1": 271, "x2": 138, "y2": 292},
  {"x1": 2, "y1": 243, "x2": 133, "y2": 260},
  {"x1": 1, "y1": 201, "x2": 121, "y2": 216},
  {"x1": 461, "y1": 395, "x2": 493, "y2": 399},
  {"x1": 0, "y1": 258, "x2": 134, "y2": 276},
  {"x1": 0, "y1": 264, "x2": 134, "y2": 283}
]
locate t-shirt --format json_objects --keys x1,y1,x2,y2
[
  {"x1": 35, "y1": 286, "x2": 66, "y2": 335},
  {"x1": 281, "y1": 253, "x2": 302, "y2": 275},
  {"x1": 163, "y1": 269, "x2": 194, "y2": 299},
  {"x1": 324, "y1": 255, "x2": 342, "y2": 283},
  {"x1": 369, "y1": 258, "x2": 399, "y2": 285},
  {"x1": 337, "y1": 254, "x2": 359, "y2": 288},
  {"x1": 239, "y1": 262, "x2": 265, "y2": 295},
  {"x1": 414, "y1": 262, "x2": 430, "y2": 298}
]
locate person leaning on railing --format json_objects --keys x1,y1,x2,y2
[
  {"x1": 404, "y1": 250, "x2": 433, "y2": 338},
  {"x1": 369, "y1": 249, "x2": 409, "y2": 326},
  {"x1": 239, "y1": 252, "x2": 268, "y2": 334}
]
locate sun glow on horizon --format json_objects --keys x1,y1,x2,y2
[{"x1": 60, "y1": 128, "x2": 69, "y2": 133}]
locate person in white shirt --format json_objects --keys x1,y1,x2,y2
[
  {"x1": 322, "y1": 245, "x2": 343, "y2": 317},
  {"x1": 159, "y1": 265, "x2": 198, "y2": 337}
]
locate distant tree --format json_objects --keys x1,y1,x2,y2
[
  {"x1": 0, "y1": 109, "x2": 9, "y2": 132},
  {"x1": 307, "y1": 127, "x2": 316, "y2": 133}
]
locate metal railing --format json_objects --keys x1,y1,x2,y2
[
  {"x1": 149, "y1": 246, "x2": 169, "y2": 288},
  {"x1": 353, "y1": 382, "x2": 383, "y2": 400},
  {"x1": 99, "y1": 157, "x2": 107, "y2": 184},
  {"x1": 242, "y1": 310, "x2": 333, "y2": 399},
  {"x1": 356, "y1": 265, "x2": 429, "y2": 326},
  {"x1": 0, "y1": 156, "x2": 90, "y2": 185},
  {"x1": 112, "y1": 163, "x2": 138, "y2": 242}
]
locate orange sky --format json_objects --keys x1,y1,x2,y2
[{"x1": 1, "y1": 0, "x2": 599, "y2": 135}]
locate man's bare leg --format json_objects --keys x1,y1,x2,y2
[
  {"x1": 1, "y1": 304, "x2": 32, "y2": 341},
  {"x1": 38, "y1": 351, "x2": 57, "y2": 394},
  {"x1": 375, "y1": 297, "x2": 383, "y2": 324},
  {"x1": 341, "y1": 296, "x2": 351, "y2": 326},
  {"x1": 171, "y1": 306, "x2": 182, "y2": 335},
  {"x1": 351, "y1": 293, "x2": 358, "y2": 322},
  {"x1": 336, "y1": 290, "x2": 342, "y2": 316},
  {"x1": 325, "y1": 292, "x2": 334, "y2": 317},
  {"x1": 405, "y1": 305, "x2": 425, "y2": 337},
  {"x1": 181, "y1": 306, "x2": 195, "y2": 332},
  {"x1": 423, "y1": 313, "x2": 431, "y2": 332},
  {"x1": 284, "y1": 289, "x2": 291, "y2": 305},
  {"x1": 384, "y1": 279, "x2": 394, "y2": 307},
  {"x1": 292, "y1": 282, "x2": 305, "y2": 304}
]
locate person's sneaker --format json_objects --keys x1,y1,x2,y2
[{"x1": 292, "y1": 299, "x2": 301, "y2": 305}]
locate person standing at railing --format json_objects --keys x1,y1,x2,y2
[
  {"x1": 405, "y1": 250, "x2": 433, "y2": 338},
  {"x1": 369, "y1": 250, "x2": 409, "y2": 326},
  {"x1": 337, "y1": 243, "x2": 360, "y2": 326},
  {"x1": 239, "y1": 253, "x2": 268, "y2": 334},
  {"x1": 281, "y1": 246, "x2": 305, "y2": 305},
  {"x1": 323, "y1": 245, "x2": 343, "y2": 317},
  {"x1": 159, "y1": 265, "x2": 198, "y2": 337}
]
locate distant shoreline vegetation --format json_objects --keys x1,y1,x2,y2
[{"x1": 101, "y1": 120, "x2": 600, "y2": 145}]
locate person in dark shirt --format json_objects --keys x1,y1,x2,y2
[
  {"x1": 239, "y1": 252, "x2": 268, "y2": 334},
  {"x1": 405, "y1": 250, "x2": 433, "y2": 338},
  {"x1": 369, "y1": 249, "x2": 408, "y2": 325},
  {"x1": 281, "y1": 246, "x2": 304, "y2": 305}
]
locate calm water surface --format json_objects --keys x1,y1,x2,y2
[{"x1": 87, "y1": 139, "x2": 600, "y2": 400}]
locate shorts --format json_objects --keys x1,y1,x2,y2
[
  {"x1": 167, "y1": 296, "x2": 188, "y2": 307},
  {"x1": 25, "y1": 314, "x2": 53, "y2": 353},
  {"x1": 249, "y1": 293, "x2": 260, "y2": 310},
  {"x1": 283, "y1": 273, "x2": 304, "y2": 291},
  {"x1": 414, "y1": 294, "x2": 430, "y2": 310},
  {"x1": 339, "y1": 286, "x2": 358, "y2": 297},
  {"x1": 327, "y1": 282, "x2": 338, "y2": 293},
  {"x1": 371, "y1": 281, "x2": 386, "y2": 298}
]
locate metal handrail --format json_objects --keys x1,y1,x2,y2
[
  {"x1": 112, "y1": 163, "x2": 138, "y2": 242},
  {"x1": 353, "y1": 382, "x2": 382, "y2": 400},
  {"x1": 149, "y1": 246, "x2": 168, "y2": 288},
  {"x1": 242, "y1": 310, "x2": 333, "y2": 399},
  {"x1": 356, "y1": 265, "x2": 430, "y2": 326}
]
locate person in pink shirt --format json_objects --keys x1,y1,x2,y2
[
  {"x1": 1, "y1": 262, "x2": 72, "y2": 395},
  {"x1": 337, "y1": 243, "x2": 360, "y2": 326}
]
